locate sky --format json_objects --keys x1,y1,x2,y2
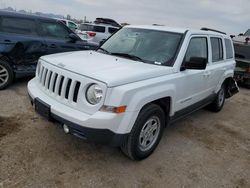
[{"x1": 1, "y1": 0, "x2": 249, "y2": 34}]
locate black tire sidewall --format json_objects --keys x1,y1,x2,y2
[
  {"x1": 0, "y1": 60, "x2": 13, "y2": 90},
  {"x1": 130, "y1": 105, "x2": 165, "y2": 160}
]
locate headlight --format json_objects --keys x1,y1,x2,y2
[{"x1": 86, "y1": 84, "x2": 103, "y2": 105}]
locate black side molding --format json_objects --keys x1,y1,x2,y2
[{"x1": 170, "y1": 94, "x2": 216, "y2": 124}]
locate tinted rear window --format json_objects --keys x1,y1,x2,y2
[
  {"x1": 92, "y1": 26, "x2": 105, "y2": 33},
  {"x1": 79, "y1": 24, "x2": 92, "y2": 31},
  {"x1": 79, "y1": 25, "x2": 105, "y2": 33},
  {"x1": 225, "y1": 39, "x2": 233, "y2": 59},
  {"x1": 108, "y1": 27, "x2": 119, "y2": 34},
  {"x1": 211, "y1": 37, "x2": 223, "y2": 62},
  {"x1": 0, "y1": 17, "x2": 37, "y2": 36}
]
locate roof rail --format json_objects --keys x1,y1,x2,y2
[
  {"x1": 201, "y1": 27, "x2": 226, "y2": 35},
  {"x1": 94, "y1": 18, "x2": 121, "y2": 28}
]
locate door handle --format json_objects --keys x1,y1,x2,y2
[
  {"x1": 50, "y1": 44, "x2": 57, "y2": 48},
  {"x1": 4, "y1": 39, "x2": 11, "y2": 43}
]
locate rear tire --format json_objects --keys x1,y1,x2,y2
[
  {"x1": 121, "y1": 104, "x2": 165, "y2": 160},
  {"x1": 0, "y1": 60, "x2": 13, "y2": 90},
  {"x1": 207, "y1": 84, "x2": 225, "y2": 112}
]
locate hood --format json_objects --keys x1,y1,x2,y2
[{"x1": 41, "y1": 51, "x2": 174, "y2": 87}]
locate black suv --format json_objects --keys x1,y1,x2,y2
[{"x1": 0, "y1": 11, "x2": 98, "y2": 90}]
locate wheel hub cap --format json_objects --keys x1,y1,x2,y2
[
  {"x1": 218, "y1": 89, "x2": 224, "y2": 106},
  {"x1": 0, "y1": 65, "x2": 9, "y2": 87},
  {"x1": 139, "y1": 116, "x2": 161, "y2": 151}
]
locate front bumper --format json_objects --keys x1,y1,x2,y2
[{"x1": 28, "y1": 79, "x2": 129, "y2": 147}]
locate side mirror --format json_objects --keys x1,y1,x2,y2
[
  {"x1": 69, "y1": 33, "x2": 78, "y2": 42},
  {"x1": 182, "y1": 57, "x2": 207, "y2": 70}
]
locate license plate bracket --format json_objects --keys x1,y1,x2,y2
[{"x1": 34, "y1": 98, "x2": 51, "y2": 120}]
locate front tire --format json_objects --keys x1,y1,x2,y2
[
  {"x1": 0, "y1": 60, "x2": 14, "y2": 90},
  {"x1": 121, "y1": 104, "x2": 165, "y2": 160},
  {"x1": 207, "y1": 84, "x2": 225, "y2": 112}
]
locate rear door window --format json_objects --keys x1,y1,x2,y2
[
  {"x1": 211, "y1": 37, "x2": 224, "y2": 62},
  {"x1": 40, "y1": 21, "x2": 70, "y2": 40},
  {"x1": 0, "y1": 16, "x2": 37, "y2": 36},
  {"x1": 224, "y1": 39, "x2": 234, "y2": 59}
]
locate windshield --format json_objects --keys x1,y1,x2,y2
[
  {"x1": 244, "y1": 29, "x2": 250, "y2": 36},
  {"x1": 100, "y1": 27, "x2": 183, "y2": 66}
]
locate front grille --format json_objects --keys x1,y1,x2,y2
[{"x1": 37, "y1": 65, "x2": 81, "y2": 103}]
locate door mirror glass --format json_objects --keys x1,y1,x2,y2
[
  {"x1": 184, "y1": 57, "x2": 207, "y2": 70},
  {"x1": 182, "y1": 37, "x2": 208, "y2": 71}
]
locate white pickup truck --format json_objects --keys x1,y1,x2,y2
[{"x1": 28, "y1": 25, "x2": 239, "y2": 160}]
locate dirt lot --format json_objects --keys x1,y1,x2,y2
[{"x1": 0, "y1": 78, "x2": 249, "y2": 188}]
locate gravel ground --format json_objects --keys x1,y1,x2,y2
[{"x1": 0, "y1": 78, "x2": 249, "y2": 188}]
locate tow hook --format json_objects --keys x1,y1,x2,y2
[{"x1": 63, "y1": 124, "x2": 70, "y2": 134}]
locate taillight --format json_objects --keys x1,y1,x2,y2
[
  {"x1": 246, "y1": 68, "x2": 250, "y2": 73},
  {"x1": 87, "y1": 32, "x2": 96, "y2": 37}
]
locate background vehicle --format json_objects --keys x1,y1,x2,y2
[
  {"x1": 55, "y1": 19, "x2": 78, "y2": 31},
  {"x1": 232, "y1": 29, "x2": 250, "y2": 88},
  {"x1": 94, "y1": 18, "x2": 121, "y2": 27},
  {"x1": 28, "y1": 26, "x2": 238, "y2": 160},
  {"x1": 0, "y1": 11, "x2": 98, "y2": 90},
  {"x1": 76, "y1": 18, "x2": 120, "y2": 44}
]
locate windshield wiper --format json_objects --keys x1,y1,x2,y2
[
  {"x1": 97, "y1": 47, "x2": 110, "y2": 54},
  {"x1": 110, "y1": 52, "x2": 145, "y2": 62}
]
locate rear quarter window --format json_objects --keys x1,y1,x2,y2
[
  {"x1": 224, "y1": 39, "x2": 234, "y2": 59},
  {"x1": 0, "y1": 16, "x2": 37, "y2": 36}
]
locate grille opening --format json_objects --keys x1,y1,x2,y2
[
  {"x1": 73, "y1": 81, "x2": 81, "y2": 102},
  {"x1": 53, "y1": 73, "x2": 58, "y2": 92},
  {"x1": 43, "y1": 69, "x2": 48, "y2": 86},
  {"x1": 38, "y1": 65, "x2": 84, "y2": 105},
  {"x1": 39, "y1": 67, "x2": 44, "y2": 83},
  {"x1": 65, "y1": 79, "x2": 72, "y2": 99},
  {"x1": 58, "y1": 76, "x2": 65, "y2": 96},
  {"x1": 47, "y1": 71, "x2": 52, "y2": 89}
]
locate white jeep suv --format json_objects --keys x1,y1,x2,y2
[{"x1": 28, "y1": 25, "x2": 239, "y2": 160}]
